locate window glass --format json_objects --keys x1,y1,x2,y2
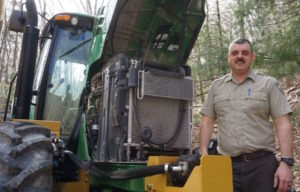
[{"x1": 43, "y1": 27, "x2": 92, "y2": 141}]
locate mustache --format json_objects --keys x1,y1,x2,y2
[{"x1": 235, "y1": 58, "x2": 245, "y2": 63}]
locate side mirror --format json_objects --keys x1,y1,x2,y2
[{"x1": 8, "y1": 10, "x2": 28, "y2": 32}]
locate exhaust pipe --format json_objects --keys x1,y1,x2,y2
[{"x1": 13, "y1": 0, "x2": 39, "y2": 119}]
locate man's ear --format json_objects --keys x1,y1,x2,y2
[
  {"x1": 252, "y1": 52, "x2": 255, "y2": 61},
  {"x1": 227, "y1": 53, "x2": 230, "y2": 64}
]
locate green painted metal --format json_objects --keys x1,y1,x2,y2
[
  {"x1": 76, "y1": 114, "x2": 90, "y2": 161},
  {"x1": 88, "y1": 0, "x2": 118, "y2": 66},
  {"x1": 102, "y1": 190, "x2": 113, "y2": 192},
  {"x1": 19, "y1": 1, "x2": 206, "y2": 191},
  {"x1": 90, "y1": 163, "x2": 146, "y2": 192},
  {"x1": 86, "y1": 0, "x2": 206, "y2": 190},
  {"x1": 29, "y1": 105, "x2": 35, "y2": 120},
  {"x1": 89, "y1": 0, "x2": 206, "y2": 70}
]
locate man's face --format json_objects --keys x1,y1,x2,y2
[{"x1": 227, "y1": 43, "x2": 255, "y2": 74}]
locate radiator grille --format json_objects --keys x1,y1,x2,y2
[{"x1": 132, "y1": 71, "x2": 193, "y2": 149}]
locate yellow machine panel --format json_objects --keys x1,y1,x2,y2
[
  {"x1": 52, "y1": 169, "x2": 90, "y2": 192},
  {"x1": 145, "y1": 155, "x2": 233, "y2": 192},
  {"x1": 13, "y1": 119, "x2": 61, "y2": 138}
]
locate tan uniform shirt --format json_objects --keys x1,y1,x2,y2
[{"x1": 200, "y1": 70, "x2": 292, "y2": 157}]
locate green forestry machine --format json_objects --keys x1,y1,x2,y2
[{"x1": 0, "y1": 0, "x2": 232, "y2": 191}]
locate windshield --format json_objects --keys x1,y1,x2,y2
[{"x1": 43, "y1": 27, "x2": 92, "y2": 141}]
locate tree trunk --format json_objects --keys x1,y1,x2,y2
[
  {"x1": 12, "y1": 33, "x2": 19, "y2": 70},
  {"x1": 216, "y1": 0, "x2": 223, "y2": 48},
  {"x1": 205, "y1": 0, "x2": 213, "y2": 78},
  {"x1": 237, "y1": 0, "x2": 246, "y2": 37}
]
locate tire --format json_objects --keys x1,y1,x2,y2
[{"x1": 0, "y1": 121, "x2": 53, "y2": 192}]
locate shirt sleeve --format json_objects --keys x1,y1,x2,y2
[
  {"x1": 269, "y1": 78, "x2": 292, "y2": 119},
  {"x1": 200, "y1": 84, "x2": 216, "y2": 119}
]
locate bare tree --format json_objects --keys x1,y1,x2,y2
[
  {"x1": 37, "y1": 0, "x2": 48, "y2": 27},
  {"x1": 0, "y1": 0, "x2": 5, "y2": 32},
  {"x1": 0, "y1": 0, "x2": 21, "y2": 84},
  {"x1": 79, "y1": 0, "x2": 97, "y2": 15}
]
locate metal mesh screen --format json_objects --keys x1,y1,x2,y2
[{"x1": 132, "y1": 71, "x2": 193, "y2": 149}]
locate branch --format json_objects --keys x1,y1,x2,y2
[
  {"x1": 253, "y1": 13, "x2": 299, "y2": 27},
  {"x1": 57, "y1": 0, "x2": 64, "y2": 11},
  {"x1": 255, "y1": 0, "x2": 299, "y2": 8},
  {"x1": 195, "y1": 92, "x2": 208, "y2": 97}
]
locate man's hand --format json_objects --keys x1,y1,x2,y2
[{"x1": 273, "y1": 162, "x2": 293, "y2": 192}]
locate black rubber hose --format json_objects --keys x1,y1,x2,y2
[
  {"x1": 134, "y1": 97, "x2": 185, "y2": 147},
  {"x1": 3, "y1": 73, "x2": 17, "y2": 121},
  {"x1": 65, "y1": 150, "x2": 165, "y2": 180},
  {"x1": 108, "y1": 165, "x2": 164, "y2": 180},
  {"x1": 147, "y1": 100, "x2": 185, "y2": 146}
]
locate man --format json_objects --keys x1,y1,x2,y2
[{"x1": 199, "y1": 38, "x2": 294, "y2": 192}]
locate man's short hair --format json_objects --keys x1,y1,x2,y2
[{"x1": 228, "y1": 38, "x2": 253, "y2": 53}]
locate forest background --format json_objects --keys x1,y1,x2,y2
[
  {"x1": 1, "y1": 0, "x2": 299, "y2": 119},
  {"x1": 0, "y1": 0, "x2": 299, "y2": 190}
]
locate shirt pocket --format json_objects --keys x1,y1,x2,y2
[
  {"x1": 245, "y1": 92, "x2": 268, "y2": 114},
  {"x1": 214, "y1": 95, "x2": 230, "y2": 115}
]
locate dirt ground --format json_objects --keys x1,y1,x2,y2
[{"x1": 283, "y1": 75, "x2": 300, "y2": 191}]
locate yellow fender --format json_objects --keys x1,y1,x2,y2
[
  {"x1": 145, "y1": 155, "x2": 233, "y2": 192},
  {"x1": 13, "y1": 119, "x2": 61, "y2": 137}
]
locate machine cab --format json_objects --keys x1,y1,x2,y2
[{"x1": 32, "y1": 13, "x2": 94, "y2": 141}]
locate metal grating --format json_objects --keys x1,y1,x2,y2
[
  {"x1": 143, "y1": 71, "x2": 194, "y2": 100},
  {"x1": 132, "y1": 96, "x2": 191, "y2": 149},
  {"x1": 132, "y1": 70, "x2": 193, "y2": 149}
]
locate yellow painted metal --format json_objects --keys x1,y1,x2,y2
[
  {"x1": 12, "y1": 119, "x2": 89, "y2": 191},
  {"x1": 145, "y1": 155, "x2": 233, "y2": 192},
  {"x1": 53, "y1": 168, "x2": 90, "y2": 192},
  {"x1": 13, "y1": 119, "x2": 61, "y2": 138}
]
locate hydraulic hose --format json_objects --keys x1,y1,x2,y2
[
  {"x1": 65, "y1": 150, "x2": 165, "y2": 180},
  {"x1": 3, "y1": 73, "x2": 17, "y2": 121},
  {"x1": 109, "y1": 165, "x2": 164, "y2": 180}
]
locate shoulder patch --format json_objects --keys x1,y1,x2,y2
[{"x1": 276, "y1": 81, "x2": 285, "y2": 95}]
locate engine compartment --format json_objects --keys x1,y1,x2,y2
[{"x1": 86, "y1": 54, "x2": 194, "y2": 162}]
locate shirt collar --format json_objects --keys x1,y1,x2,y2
[
  {"x1": 225, "y1": 70, "x2": 256, "y2": 83},
  {"x1": 247, "y1": 70, "x2": 256, "y2": 82}
]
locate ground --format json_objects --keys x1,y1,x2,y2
[{"x1": 282, "y1": 75, "x2": 300, "y2": 191}]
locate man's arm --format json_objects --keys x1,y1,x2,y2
[
  {"x1": 275, "y1": 114, "x2": 293, "y2": 157},
  {"x1": 199, "y1": 115, "x2": 215, "y2": 155},
  {"x1": 273, "y1": 114, "x2": 293, "y2": 192}
]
